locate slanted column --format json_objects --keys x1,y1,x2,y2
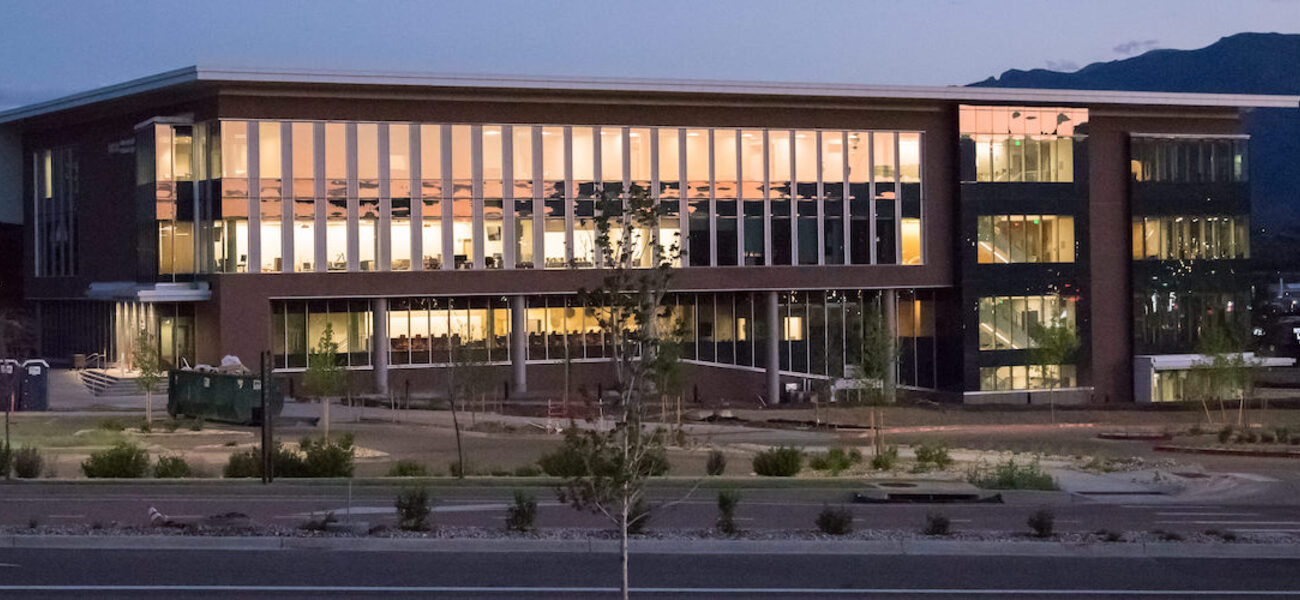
[
  {"x1": 510, "y1": 295, "x2": 527, "y2": 394},
  {"x1": 883, "y1": 289, "x2": 897, "y2": 403},
  {"x1": 766, "y1": 290, "x2": 780, "y2": 405},
  {"x1": 372, "y1": 298, "x2": 388, "y2": 396}
]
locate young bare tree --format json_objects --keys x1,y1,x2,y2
[
  {"x1": 132, "y1": 328, "x2": 165, "y2": 424},
  {"x1": 446, "y1": 338, "x2": 496, "y2": 478},
  {"x1": 1192, "y1": 316, "x2": 1256, "y2": 426},
  {"x1": 552, "y1": 183, "x2": 684, "y2": 599}
]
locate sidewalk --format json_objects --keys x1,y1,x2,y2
[{"x1": 2, "y1": 533, "x2": 1296, "y2": 558}]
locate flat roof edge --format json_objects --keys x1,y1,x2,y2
[
  {"x1": 0, "y1": 66, "x2": 199, "y2": 125},
  {"x1": 4, "y1": 65, "x2": 1298, "y2": 124}
]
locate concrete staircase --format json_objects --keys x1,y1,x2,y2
[{"x1": 79, "y1": 368, "x2": 169, "y2": 397}]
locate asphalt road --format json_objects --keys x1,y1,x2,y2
[
  {"x1": 3, "y1": 482, "x2": 1300, "y2": 536},
  {"x1": 0, "y1": 548, "x2": 1296, "y2": 599}
]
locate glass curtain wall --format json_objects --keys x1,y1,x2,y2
[
  {"x1": 204, "y1": 120, "x2": 923, "y2": 275},
  {"x1": 977, "y1": 215, "x2": 1076, "y2": 263},
  {"x1": 960, "y1": 106, "x2": 1086, "y2": 183}
]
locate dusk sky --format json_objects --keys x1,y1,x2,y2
[{"x1": 2, "y1": 0, "x2": 1298, "y2": 109}]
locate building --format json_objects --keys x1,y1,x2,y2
[{"x1": 1, "y1": 67, "x2": 1295, "y2": 404}]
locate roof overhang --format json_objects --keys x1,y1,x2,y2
[
  {"x1": 3, "y1": 65, "x2": 1298, "y2": 125},
  {"x1": 86, "y1": 281, "x2": 211, "y2": 303}
]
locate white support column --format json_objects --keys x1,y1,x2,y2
[
  {"x1": 511, "y1": 294, "x2": 527, "y2": 394},
  {"x1": 378, "y1": 124, "x2": 392, "y2": 271},
  {"x1": 281, "y1": 121, "x2": 294, "y2": 273},
  {"x1": 313, "y1": 122, "x2": 327, "y2": 273},
  {"x1": 410, "y1": 124, "x2": 423, "y2": 271},
  {"x1": 346, "y1": 123, "x2": 360, "y2": 272},
  {"x1": 373, "y1": 298, "x2": 389, "y2": 396},
  {"x1": 247, "y1": 123, "x2": 261, "y2": 273},
  {"x1": 766, "y1": 290, "x2": 781, "y2": 405}
]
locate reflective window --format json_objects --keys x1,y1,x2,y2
[
  {"x1": 1131, "y1": 136, "x2": 1248, "y2": 183},
  {"x1": 1131, "y1": 215, "x2": 1248, "y2": 260},
  {"x1": 291, "y1": 122, "x2": 315, "y2": 272},
  {"x1": 977, "y1": 215, "x2": 1075, "y2": 263},
  {"x1": 978, "y1": 295, "x2": 1077, "y2": 351},
  {"x1": 258, "y1": 122, "x2": 283, "y2": 272},
  {"x1": 960, "y1": 106, "x2": 1086, "y2": 183}
]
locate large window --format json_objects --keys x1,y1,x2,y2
[
  {"x1": 1131, "y1": 215, "x2": 1248, "y2": 260},
  {"x1": 1131, "y1": 136, "x2": 1248, "y2": 183},
  {"x1": 977, "y1": 215, "x2": 1075, "y2": 263},
  {"x1": 980, "y1": 365, "x2": 1076, "y2": 391},
  {"x1": 35, "y1": 147, "x2": 78, "y2": 277},
  {"x1": 200, "y1": 120, "x2": 924, "y2": 273},
  {"x1": 960, "y1": 106, "x2": 1085, "y2": 183},
  {"x1": 978, "y1": 295, "x2": 1077, "y2": 351}
]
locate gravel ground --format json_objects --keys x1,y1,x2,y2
[{"x1": 4, "y1": 523, "x2": 1294, "y2": 545}]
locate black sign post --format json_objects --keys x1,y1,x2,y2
[{"x1": 260, "y1": 350, "x2": 273, "y2": 484}]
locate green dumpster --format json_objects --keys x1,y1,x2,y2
[{"x1": 167, "y1": 370, "x2": 283, "y2": 425}]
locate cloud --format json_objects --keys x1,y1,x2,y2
[
  {"x1": 1044, "y1": 59, "x2": 1079, "y2": 72},
  {"x1": 1113, "y1": 39, "x2": 1160, "y2": 56}
]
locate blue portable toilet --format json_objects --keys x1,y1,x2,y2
[{"x1": 18, "y1": 359, "x2": 49, "y2": 411}]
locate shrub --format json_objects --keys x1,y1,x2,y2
[
  {"x1": 627, "y1": 499, "x2": 651, "y2": 535},
  {"x1": 716, "y1": 489, "x2": 741, "y2": 535},
  {"x1": 0, "y1": 443, "x2": 11, "y2": 478},
  {"x1": 815, "y1": 505, "x2": 853, "y2": 535},
  {"x1": 1275, "y1": 428, "x2": 1291, "y2": 444},
  {"x1": 395, "y1": 487, "x2": 432, "y2": 531},
  {"x1": 1152, "y1": 529, "x2": 1184, "y2": 541},
  {"x1": 300, "y1": 434, "x2": 355, "y2": 477},
  {"x1": 82, "y1": 442, "x2": 149, "y2": 478},
  {"x1": 224, "y1": 449, "x2": 261, "y2": 478},
  {"x1": 1239, "y1": 430, "x2": 1259, "y2": 444},
  {"x1": 138, "y1": 420, "x2": 152, "y2": 434},
  {"x1": 13, "y1": 447, "x2": 42, "y2": 479},
  {"x1": 162, "y1": 419, "x2": 181, "y2": 433},
  {"x1": 752, "y1": 447, "x2": 803, "y2": 477},
  {"x1": 1096, "y1": 529, "x2": 1123, "y2": 542},
  {"x1": 808, "y1": 447, "x2": 861, "y2": 475},
  {"x1": 923, "y1": 511, "x2": 951, "y2": 536},
  {"x1": 449, "y1": 460, "x2": 466, "y2": 478},
  {"x1": 300, "y1": 512, "x2": 337, "y2": 532},
  {"x1": 537, "y1": 430, "x2": 669, "y2": 478},
  {"x1": 99, "y1": 419, "x2": 125, "y2": 432},
  {"x1": 913, "y1": 442, "x2": 953, "y2": 471},
  {"x1": 1217, "y1": 426, "x2": 1234, "y2": 444},
  {"x1": 706, "y1": 449, "x2": 727, "y2": 476},
  {"x1": 1027, "y1": 508, "x2": 1054, "y2": 538},
  {"x1": 154, "y1": 455, "x2": 192, "y2": 478},
  {"x1": 189, "y1": 418, "x2": 205, "y2": 432},
  {"x1": 967, "y1": 458, "x2": 1055, "y2": 490},
  {"x1": 1259, "y1": 430, "x2": 1277, "y2": 444},
  {"x1": 387, "y1": 460, "x2": 429, "y2": 477},
  {"x1": 513, "y1": 465, "x2": 542, "y2": 477},
  {"x1": 870, "y1": 445, "x2": 900, "y2": 471},
  {"x1": 505, "y1": 491, "x2": 537, "y2": 533}
]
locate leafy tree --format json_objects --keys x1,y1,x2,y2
[
  {"x1": 132, "y1": 328, "x2": 165, "y2": 424},
  {"x1": 303, "y1": 323, "x2": 346, "y2": 438},
  {"x1": 1190, "y1": 316, "x2": 1258, "y2": 426},
  {"x1": 554, "y1": 183, "x2": 687, "y2": 599},
  {"x1": 1028, "y1": 320, "x2": 1078, "y2": 421},
  {"x1": 855, "y1": 295, "x2": 897, "y2": 404}
]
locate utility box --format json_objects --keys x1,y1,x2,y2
[
  {"x1": 18, "y1": 359, "x2": 49, "y2": 411},
  {"x1": 167, "y1": 369, "x2": 283, "y2": 425},
  {"x1": 0, "y1": 359, "x2": 19, "y2": 409}
]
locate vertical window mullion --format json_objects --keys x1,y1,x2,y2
[
  {"x1": 378, "y1": 123, "x2": 392, "y2": 272},
  {"x1": 815, "y1": 131, "x2": 825, "y2": 266},
  {"x1": 440, "y1": 125, "x2": 453, "y2": 271},
  {"x1": 247, "y1": 123, "x2": 262, "y2": 273},
  {"x1": 503, "y1": 125, "x2": 515, "y2": 270},
  {"x1": 345, "y1": 122, "x2": 359, "y2": 272},
  {"x1": 410, "y1": 124, "x2": 423, "y2": 271},
  {"x1": 564, "y1": 126, "x2": 574, "y2": 267}
]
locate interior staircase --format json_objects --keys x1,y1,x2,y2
[{"x1": 79, "y1": 368, "x2": 169, "y2": 397}]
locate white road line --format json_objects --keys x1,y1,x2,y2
[
  {"x1": 0, "y1": 563, "x2": 18, "y2": 568},
  {"x1": 1156, "y1": 513, "x2": 1260, "y2": 517},
  {"x1": 0, "y1": 585, "x2": 1294, "y2": 596},
  {"x1": 1154, "y1": 521, "x2": 1300, "y2": 526},
  {"x1": 46, "y1": 515, "x2": 86, "y2": 519}
]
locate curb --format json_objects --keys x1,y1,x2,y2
[{"x1": 3, "y1": 535, "x2": 1297, "y2": 558}]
